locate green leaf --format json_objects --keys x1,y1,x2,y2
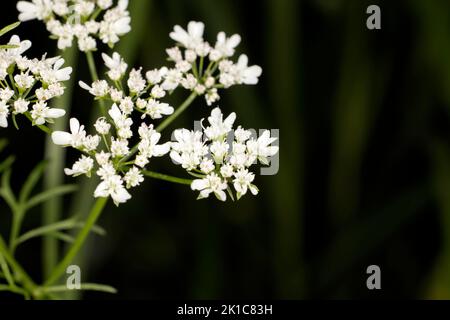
[
  {"x1": 19, "y1": 161, "x2": 47, "y2": 204},
  {"x1": 0, "y1": 155, "x2": 15, "y2": 175},
  {"x1": 25, "y1": 184, "x2": 78, "y2": 211},
  {"x1": 15, "y1": 218, "x2": 106, "y2": 247},
  {"x1": 47, "y1": 232, "x2": 75, "y2": 244},
  {"x1": 0, "y1": 22, "x2": 20, "y2": 37},
  {"x1": 0, "y1": 169, "x2": 18, "y2": 212},
  {"x1": 0, "y1": 139, "x2": 8, "y2": 153},
  {"x1": 41, "y1": 283, "x2": 117, "y2": 294},
  {"x1": 0, "y1": 44, "x2": 19, "y2": 49},
  {"x1": 0, "y1": 253, "x2": 14, "y2": 287}
]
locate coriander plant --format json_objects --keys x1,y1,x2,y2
[{"x1": 0, "y1": 0, "x2": 279, "y2": 300}]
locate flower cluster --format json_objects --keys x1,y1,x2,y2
[
  {"x1": 170, "y1": 107, "x2": 279, "y2": 201},
  {"x1": 52, "y1": 51, "x2": 175, "y2": 206},
  {"x1": 17, "y1": 0, "x2": 131, "y2": 52},
  {"x1": 163, "y1": 21, "x2": 262, "y2": 106},
  {"x1": 0, "y1": 34, "x2": 72, "y2": 128}
]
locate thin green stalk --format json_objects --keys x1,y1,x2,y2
[
  {"x1": 42, "y1": 46, "x2": 78, "y2": 280},
  {"x1": 85, "y1": 51, "x2": 106, "y2": 116},
  {"x1": 156, "y1": 92, "x2": 198, "y2": 132},
  {"x1": 0, "y1": 235, "x2": 38, "y2": 297},
  {"x1": 143, "y1": 170, "x2": 193, "y2": 185},
  {"x1": 44, "y1": 197, "x2": 108, "y2": 287},
  {"x1": 9, "y1": 206, "x2": 25, "y2": 254}
]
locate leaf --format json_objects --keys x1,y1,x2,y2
[
  {"x1": 47, "y1": 232, "x2": 75, "y2": 244},
  {"x1": 0, "y1": 169, "x2": 18, "y2": 212},
  {"x1": 42, "y1": 283, "x2": 117, "y2": 294},
  {"x1": 15, "y1": 219, "x2": 106, "y2": 247},
  {"x1": 0, "y1": 253, "x2": 14, "y2": 287},
  {"x1": 19, "y1": 161, "x2": 47, "y2": 204},
  {"x1": 0, "y1": 44, "x2": 19, "y2": 49},
  {"x1": 0, "y1": 139, "x2": 8, "y2": 153},
  {"x1": 25, "y1": 184, "x2": 78, "y2": 211},
  {"x1": 0, "y1": 156, "x2": 15, "y2": 175},
  {"x1": 0, "y1": 21, "x2": 20, "y2": 37}
]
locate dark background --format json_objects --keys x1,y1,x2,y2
[{"x1": 1, "y1": 0, "x2": 450, "y2": 299}]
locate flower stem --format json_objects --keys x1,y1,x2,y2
[
  {"x1": 85, "y1": 51, "x2": 106, "y2": 116},
  {"x1": 156, "y1": 91, "x2": 198, "y2": 132},
  {"x1": 44, "y1": 197, "x2": 108, "y2": 287},
  {"x1": 143, "y1": 170, "x2": 193, "y2": 185},
  {"x1": 42, "y1": 46, "x2": 78, "y2": 280}
]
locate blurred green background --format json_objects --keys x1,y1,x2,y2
[{"x1": 2, "y1": 0, "x2": 450, "y2": 299}]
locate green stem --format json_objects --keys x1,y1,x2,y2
[
  {"x1": 0, "y1": 235, "x2": 38, "y2": 297},
  {"x1": 143, "y1": 170, "x2": 193, "y2": 185},
  {"x1": 156, "y1": 92, "x2": 198, "y2": 132},
  {"x1": 42, "y1": 46, "x2": 78, "y2": 280},
  {"x1": 85, "y1": 51, "x2": 106, "y2": 116},
  {"x1": 9, "y1": 207, "x2": 25, "y2": 254},
  {"x1": 44, "y1": 197, "x2": 108, "y2": 287}
]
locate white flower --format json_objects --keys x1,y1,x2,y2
[
  {"x1": 191, "y1": 173, "x2": 228, "y2": 201},
  {"x1": 102, "y1": 52, "x2": 127, "y2": 80},
  {"x1": 144, "y1": 99, "x2": 174, "y2": 120},
  {"x1": 17, "y1": 0, "x2": 53, "y2": 22},
  {"x1": 214, "y1": 32, "x2": 241, "y2": 58},
  {"x1": 124, "y1": 167, "x2": 144, "y2": 188},
  {"x1": 64, "y1": 155, "x2": 94, "y2": 177},
  {"x1": 127, "y1": 68, "x2": 146, "y2": 93},
  {"x1": 94, "y1": 117, "x2": 111, "y2": 135},
  {"x1": 13, "y1": 99, "x2": 30, "y2": 114},
  {"x1": 0, "y1": 102, "x2": 9, "y2": 128},
  {"x1": 110, "y1": 138, "x2": 129, "y2": 157},
  {"x1": 52, "y1": 118, "x2": 87, "y2": 148},
  {"x1": 234, "y1": 54, "x2": 262, "y2": 85},
  {"x1": 95, "y1": 151, "x2": 111, "y2": 166},
  {"x1": 31, "y1": 101, "x2": 65, "y2": 125},
  {"x1": 233, "y1": 169, "x2": 258, "y2": 199},
  {"x1": 247, "y1": 130, "x2": 278, "y2": 165},
  {"x1": 204, "y1": 107, "x2": 236, "y2": 141},
  {"x1": 94, "y1": 174, "x2": 131, "y2": 206},
  {"x1": 79, "y1": 80, "x2": 109, "y2": 97},
  {"x1": 169, "y1": 21, "x2": 205, "y2": 49}
]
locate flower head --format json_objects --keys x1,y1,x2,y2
[
  {"x1": 170, "y1": 107, "x2": 278, "y2": 201},
  {"x1": 17, "y1": 0, "x2": 131, "y2": 52}
]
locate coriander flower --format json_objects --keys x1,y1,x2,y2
[
  {"x1": 170, "y1": 107, "x2": 278, "y2": 201},
  {"x1": 0, "y1": 34, "x2": 72, "y2": 128},
  {"x1": 166, "y1": 21, "x2": 262, "y2": 106},
  {"x1": 17, "y1": 0, "x2": 131, "y2": 52},
  {"x1": 51, "y1": 51, "x2": 179, "y2": 206}
]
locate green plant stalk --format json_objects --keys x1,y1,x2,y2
[
  {"x1": 0, "y1": 235, "x2": 37, "y2": 297},
  {"x1": 42, "y1": 46, "x2": 78, "y2": 280},
  {"x1": 9, "y1": 206, "x2": 25, "y2": 254},
  {"x1": 156, "y1": 92, "x2": 197, "y2": 132},
  {"x1": 143, "y1": 170, "x2": 192, "y2": 185},
  {"x1": 85, "y1": 51, "x2": 106, "y2": 116},
  {"x1": 44, "y1": 197, "x2": 108, "y2": 287}
]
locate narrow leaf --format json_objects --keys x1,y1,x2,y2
[
  {"x1": 19, "y1": 161, "x2": 47, "y2": 204},
  {"x1": 25, "y1": 185, "x2": 78, "y2": 210},
  {"x1": 0, "y1": 22, "x2": 20, "y2": 37}
]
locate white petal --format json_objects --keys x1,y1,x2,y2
[
  {"x1": 51, "y1": 131, "x2": 72, "y2": 146},
  {"x1": 46, "y1": 108, "x2": 66, "y2": 119},
  {"x1": 153, "y1": 143, "x2": 171, "y2": 157},
  {"x1": 69, "y1": 118, "x2": 80, "y2": 134},
  {"x1": 79, "y1": 81, "x2": 91, "y2": 91},
  {"x1": 191, "y1": 179, "x2": 208, "y2": 191}
]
